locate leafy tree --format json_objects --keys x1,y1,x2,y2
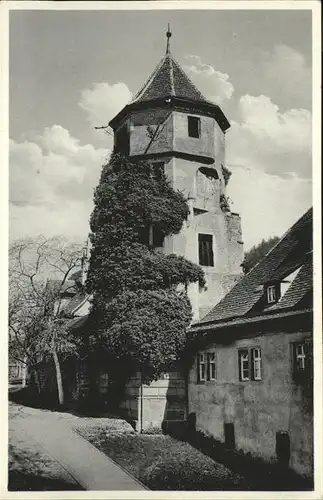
[
  {"x1": 9, "y1": 236, "x2": 84, "y2": 405},
  {"x1": 241, "y1": 236, "x2": 280, "y2": 274},
  {"x1": 86, "y1": 153, "x2": 205, "y2": 383}
]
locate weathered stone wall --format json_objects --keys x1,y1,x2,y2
[{"x1": 188, "y1": 330, "x2": 313, "y2": 476}]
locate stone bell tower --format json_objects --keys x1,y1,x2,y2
[{"x1": 109, "y1": 27, "x2": 244, "y2": 321}]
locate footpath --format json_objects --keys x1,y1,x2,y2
[{"x1": 9, "y1": 402, "x2": 145, "y2": 491}]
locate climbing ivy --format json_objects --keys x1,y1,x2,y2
[
  {"x1": 221, "y1": 164, "x2": 232, "y2": 186},
  {"x1": 86, "y1": 152, "x2": 205, "y2": 383}
]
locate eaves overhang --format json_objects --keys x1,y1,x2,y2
[
  {"x1": 188, "y1": 307, "x2": 313, "y2": 338},
  {"x1": 109, "y1": 96, "x2": 230, "y2": 133}
]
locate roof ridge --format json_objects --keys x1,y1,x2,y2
[
  {"x1": 243, "y1": 207, "x2": 313, "y2": 279},
  {"x1": 169, "y1": 55, "x2": 175, "y2": 95}
]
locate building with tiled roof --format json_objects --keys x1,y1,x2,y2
[
  {"x1": 190, "y1": 207, "x2": 312, "y2": 330},
  {"x1": 187, "y1": 208, "x2": 313, "y2": 479}
]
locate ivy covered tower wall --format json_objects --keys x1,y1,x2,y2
[{"x1": 109, "y1": 31, "x2": 244, "y2": 321}]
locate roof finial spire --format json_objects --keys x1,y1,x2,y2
[{"x1": 166, "y1": 23, "x2": 172, "y2": 54}]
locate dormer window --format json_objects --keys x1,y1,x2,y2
[
  {"x1": 265, "y1": 266, "x2": 302, "y2": 306},
  {"x1": 267, "y1": 284, "x2": 278, "y2": 304},
  {"x1": 188, "y1": 116, "x2": 201, "y2": 138}
]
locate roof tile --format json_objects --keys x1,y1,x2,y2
[{"x1": 132, "y1": 53, "x2": 208, "y2": 104}]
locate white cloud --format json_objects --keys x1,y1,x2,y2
[
  {"x1": 228, "y1": 167, "x2": 312, "y2": 250},
  {"x1": 260, "y1": 44, "x2": 311, "y2": 109},
  {"x1": 184, "y1": 55, "x2": 234, "y2": 105},
  {"x1": 227, "y1": 94, "x2": 312, "y2": 179},
  {"x1": 10, "y1": 125, "x2": 109, "y2": 241},
  {"x1": 225, "y1": 92, "x2": 312, "y2": 248},
  {"x1": 79, "y1": 82, "x2": 133, "y2": 128}
]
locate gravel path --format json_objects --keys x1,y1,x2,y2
[{"x1": 8, "y1": 402, "x2": 144, "y2": 491}]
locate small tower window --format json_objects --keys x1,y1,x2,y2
[
  {"x1": 188, "y1": 116, "x2": 201, "y2": 138},
  {"x1": 198, "y1": 234, "x2": 214, "y2": 267}
]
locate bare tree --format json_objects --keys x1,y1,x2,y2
[{"x1": 9, "y1": 235, "x2": 85, "y2": 405}]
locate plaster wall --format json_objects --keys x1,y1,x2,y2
[
  {"x1": 129, "y1": 108, "x2": 173, "y2": 156},
  {"x1": 188, "y1": 330, "x2": 313, "y2": 477},
  {"x1": 128, "y1": 109, "x2": 224, "y2": 163},
  {"x1": 173, "y1": 111, "x2": 215, "y2": 159},
  {"x1": 163, "y1": 158, "x2": 243, "y2": 319}
]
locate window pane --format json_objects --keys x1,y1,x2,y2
[
  {"x1": 210, "y1": 362, "x2": 216, "y2": 380},
  {"x1": 239, "y1": 349, "x2": 249, "y2": 381},
  {"x1": 198, "y1": 353, "x2": 206, "y2": 381},
  {"x1": 207, "y1": 352, "x2": 216, "y2": 381},
  {"x1": 267, "y1": 285, "x2": 276, "y2": 303},
  {"x1": 293, "y1": 343, "x2": 307, "y2": 372},
  {"x1": 296, "y1": 345, "x2": 304, "y2": 357}
]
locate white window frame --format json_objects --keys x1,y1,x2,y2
[
  {"x1": 198, "y1": 353, "x2": 206, "y2": 382},
  {"x1": 207, "y1": 352, "x2": 216, "y2": 381},
  {"x1": 239, "y1": 350, "x2": 250, "y2": 381},
  {"x1": 252, "y1": 347, "x2": 262, "y2": 380},
  {"x1": 267, "y1": 285, "x2": 277, "y2": 303}
]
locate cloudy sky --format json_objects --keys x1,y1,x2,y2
[{"x1": 9, "y1": 8, "x2": 313, "y2": 250}]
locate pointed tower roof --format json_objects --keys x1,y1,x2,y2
[
  {"x1": 131, "y1": 53, "x2": 208, "y2": 104},
  {"x1": 109, "y1": 26, "x2": 230, "y2": 132},
  {"x1": 131, "y1": 25, "x2": 208, "y2": 104}
]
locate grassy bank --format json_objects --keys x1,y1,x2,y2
[{"x1": 77, "y1": 427, "x2": 249, "y2": 491}]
